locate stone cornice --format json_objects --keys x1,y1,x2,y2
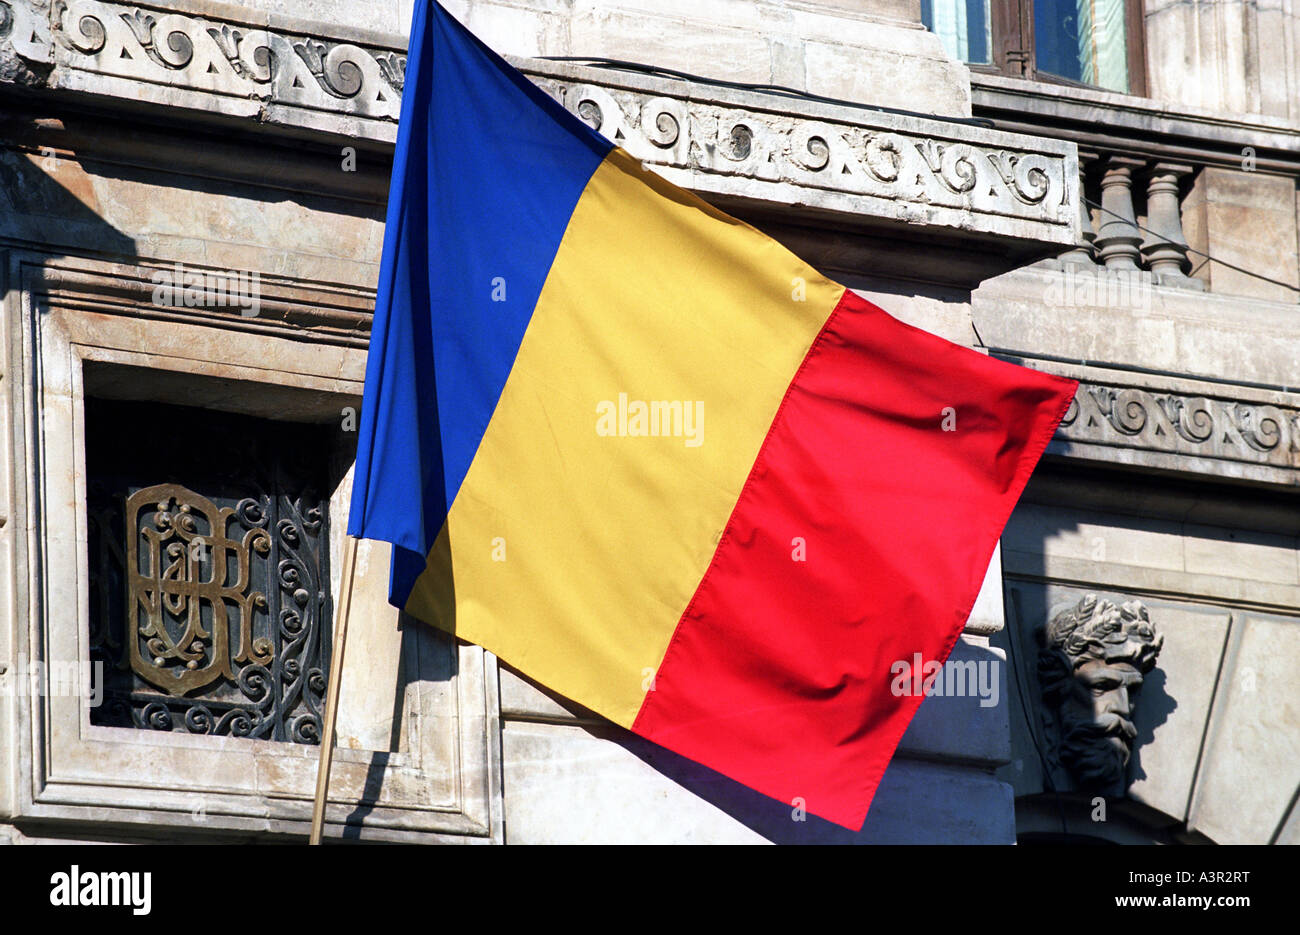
[
  {"x1": 1002, "y1": 358, "x2": 1300, "y2": 487},
  {"x1": 527, "y1": 62, "x2": 1077, "y2": 250},
  {"x1": 1061, "y1": 382, "x2": 1299, "y2": 471},
  {"x1": 30, "y1": 255, "x2": 375, "y2": 347},
  {"x1": 0, "y1": 0, "x2": 1080, "y2": 262},
  {"x1": 972, "y1": 73, "x2": 1300, "y2": 177}
]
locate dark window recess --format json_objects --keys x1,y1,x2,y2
[{"x1": 86, "y1": 398, "x2": 335, "y2": 744}]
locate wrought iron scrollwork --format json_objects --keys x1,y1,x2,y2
[{"x1": 87, "y1": 402, "x2": 335, "y2": 745}]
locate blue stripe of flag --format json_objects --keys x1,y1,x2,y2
[{"x1": 348, "y1": 0, "x2": 612, "y2": 604}]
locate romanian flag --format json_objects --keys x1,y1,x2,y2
[{"x1": 349, "y1": 1, "x2": 1077, "y2": 830}]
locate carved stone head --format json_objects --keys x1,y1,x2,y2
[{"x1": 1037, "y1": 594, "x2": 1164, "y2": 795}]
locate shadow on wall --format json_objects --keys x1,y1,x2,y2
[
  {"x1": 0, "y1": 105, "x2": 389, "y2": 291},
  {"x1": 340, "y1": 612, "x2": 448, "y2": 839},
  {"x1": 596, "y1": 638, "x2": 1014, "y2": 844},
  {"x1": 0, "y1": 128, "x2": 138, "y2": 264},
  {"x1": 1129, "y1": 664, "x2": 1173, "y2": 786}
]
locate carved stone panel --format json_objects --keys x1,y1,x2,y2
[
  {"x1": 1000, "y1": 486, "x2": 1298, "y2": 843},
  {"x1": 49, "y1": 0, "x2": 405, "y2": 119},
  {"x1": 995, "y1": 357, "x2": 1300, "y2": 486},
  {"x1": 1058, "y1": 382, "x2": 1300, "y2": 470},
  {"x1": 0, "y1": 0, "x2": 1078, "y2": 257},
  {"x1": 540, "y1": 77, "x2": 1072, "y2": 226}
]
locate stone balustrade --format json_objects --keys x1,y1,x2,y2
[{"x1": 1066, "y1": 151, "x2": 1201, "y2": 288}]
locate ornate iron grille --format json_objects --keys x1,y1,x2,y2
[{"x1": 86, "y1": 398, "x2": 335, "y2": 744}]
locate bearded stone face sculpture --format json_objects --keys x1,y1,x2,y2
[{"x1": 1037, "y1": 594, "x2": 1164, "y2": 796}]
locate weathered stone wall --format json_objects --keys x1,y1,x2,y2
[
  {"x1": 1147, "y1": 0, "x2": 1300, "y2": 122},
  {"x1": 448, "y1": 0, "x2": 973, "y2": 117}
]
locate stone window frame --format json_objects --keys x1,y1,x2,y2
[{"x1": 1, "y1": 250, "x2": 503, "y2": 842}]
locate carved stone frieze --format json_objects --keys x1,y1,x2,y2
[
  {"x1": 1058, "y1": 381, "x2": 1300, "y2": 471},
  {"x1": 0, "y1": 0, "x2": 53, "y2": 84},
  {"x1": 43, "y1": 0, "x2": 404, "y2": 118},
  {"x1": 535, "y1": 77, "x2": 1072, "y2": 226},
  {"x1": 0, "y1": 0, "x2": 1078, "y2": 252}
]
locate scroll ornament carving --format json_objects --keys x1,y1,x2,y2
[
  {"x1": 1059, "y1": 383, "x2": 1299, "y2": 466},
  {"x1": 47, "y1": 0, "x2": 404, "y2": 117},
  {"x1": 1, "y1": 0, "x2": 1069, "y2": 223},
  {"x1": 569, "y1": 83, "x2": 690, "y2": 165},
  {"x1": 0, "y1": 0, "x2": 53, "y2": 64},
  {"x1": 534, "y1": 75, "x2": 1071, "y2": 223}
]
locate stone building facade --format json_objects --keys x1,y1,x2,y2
[{"x1": 0, "y1": 0, "x2": 1295, "y2": 843}]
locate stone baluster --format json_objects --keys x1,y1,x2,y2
[
  {"x1": 1061, "y1": 151, "x2": 1099, "y2": 265},
  {"x1": 1141, "y1": 162, "x2": 1194, "y2": 279},
  {"x1": 1092, "y1": 156, "x2": 1145, "y2": 271}
]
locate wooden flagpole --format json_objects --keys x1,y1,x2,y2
[{"x1": 309, "y1": 534, "x2": 360, "y2": 844}]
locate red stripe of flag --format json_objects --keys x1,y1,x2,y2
[{"x1": 632, "y1": 288, "x2": 1077, "y2": 829}]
